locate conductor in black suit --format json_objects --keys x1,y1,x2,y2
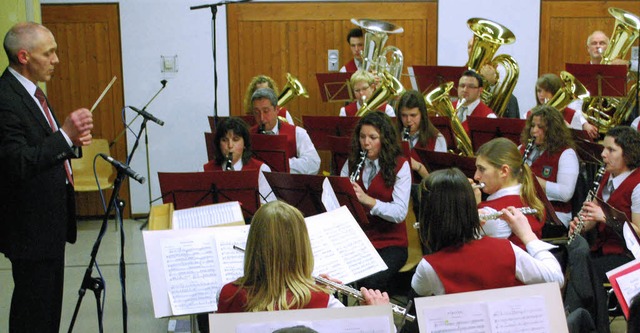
[{"x1": 0, "y1": 22, "x2": 93, "y2": 332}]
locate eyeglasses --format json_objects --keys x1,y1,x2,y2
[{"x1": 458, "y1": 84, "x2": 479, "y2": 90}]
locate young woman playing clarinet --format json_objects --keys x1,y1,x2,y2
[
  {"x1": 570, "y1": 126, "x2": 640, "y2": 283},
  {"x1": 474, "y1": 137, "x2": 545, "y2": 250},
  {"x1": 521, "y1": 105, "x2": 579, "y2": 227},
  {"x1": 216, "y1": 200, "x2": 388, "y2": 312},
  {"x1": 203, "y1": 117, "x2": 275, "y2": 203},
  {"x1": 340, "y1": 111, "x2": 411, "y2": 291}
]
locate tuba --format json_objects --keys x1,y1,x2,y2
[
  {"x1": 466, "y1": 18, "x2": 519, "y2": 117},
  {"x1": 278, "y1": 73, "x2": 309, "y2": 107},
  {"x1": 546, "y1": 71, "x2": 590, "y2": 111},
  {"x1": 351, "y1": 18, "x2": 404, "y2": 80},
  {"x1": 355, "y1": 71, "x2": 405, "y2": 116},
  {"x1": 584, "y1": 7, "x2": 640, "y2": 133},
  {"x1": 424, "y1": 82, "x2": 474, "y2": 156}
]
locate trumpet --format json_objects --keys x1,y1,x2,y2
[
  {"x1": 350, "y1": 150, "x2": 368, "y2": 182},
  {"x1": 413, "y1": 206, "x2": 537, "y2": 229},
  {"x1": 225, "y1": 153, "x2": 234, "y2": 171},
  {"x1": 568, "y1": 165, "x2": 606, "y2": 245},
  {"x1": 314, "y1": 275, "x2": 415, "y2": 323}
]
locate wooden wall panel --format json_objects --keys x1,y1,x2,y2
[
  {"x1": 540, "y1": 1, "x2": 640, "y2": 77},
  {"x1": 227, "y1": 2, "x2": 437, "y2": 119}
]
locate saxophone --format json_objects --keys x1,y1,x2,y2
[
  {"x1": 349, "y1": 150, "x2": 368, "y2": 182},
  {"x1": 225, "y1": 153, "x2": 234, "y2": 171},
  {"x1": 567, "y1": 165, "x2": 606, "y2": 245}
]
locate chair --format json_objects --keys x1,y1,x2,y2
[
  {"x1": 399, "y1": 196, "x2": 423, "y2": 273},
  {"x1": 71, "y1": 139, "x2": 115, "y2": 192}
]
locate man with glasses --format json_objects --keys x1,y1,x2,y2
[
  {"x1": 339, "y1": 69, "x2": 395, "y2": 117},
  {"x1": 453, "y1": 70, "x2": 496, "y2": 134}
]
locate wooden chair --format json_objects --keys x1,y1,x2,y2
[{"x1": 71, "y1": 138, "x2": 115, "y2": 192}]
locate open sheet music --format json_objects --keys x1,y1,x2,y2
[
  {"x1": 143, "y1": 205, "x2": 387, "y2": 317},
  {"x1": 607, "y1": 259, "x2": 640, "y2": 319},
  {"x1": 171, "y1": 201, "x2": 244, "y2": 229}
]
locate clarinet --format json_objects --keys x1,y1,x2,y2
[
  {"x1": 402, "y1": 126, "x2": 410, "y2": 142},
  {"x1": 568, "y1": 165, "x2": 606, "y2": 245},
  {"x1": 225, "y1": 152, "x2": 234, "y2": 171},
  {"x1": 521, "y1": 137, "x2": 535, "y2": 164},
  {"x1": 349, "y1": 150, "x2": 368, "y2": 182},
  {"x1": 259, "y1": 124, "x2": 267, "y2": 134}
]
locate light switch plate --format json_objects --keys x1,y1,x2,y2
[{"x1": 328, "y1": 49, "x2": 339, "y2": 72}]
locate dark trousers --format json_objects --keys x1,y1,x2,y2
[
  {"x1": 359, "y1": 246, "x2": 408, "y2": 292},
  {"x1": 9, "y1": 257, "x2": 65, "y2": 333}
]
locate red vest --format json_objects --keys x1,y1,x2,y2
[
  {"x1": 344, "y1": 59, "x2": 358, "y2": 73},
  {"x1": 250, "y1": 121, "x2": 298, "y2": 159},
  {"x1": 519, "y1": 146, "x2": 572, "y2": 213},
  {"x1": 526, "y1": 107, "x2": 575, "y2": 124},
  {"x1": 425, "y1": 237, "x2": 522, "y2": 294},
  {"x1": 478, "y1": 194, "x2": 543, "y2": 250},
  {"x1": 593, "y1": 169, "x2": 640, "y2": 255},
  {"x1": 277, "y1": 106, "x2": 288, "y2": 120},
  {"x1": 216, "y1": 283, "x2": 330, "y2": 313},
  {"x1": 355, "y1": 157, "x2": 409, "y2": 249},
  {"x1": 343, "y1": 101, "x2": 389, "y2": 117},
  {"x1": 203, "y1": 157, "x2": 264, "y2": 172},
  {"x1": 453, "y1": 100, "x2": 495, "y2": 135}
]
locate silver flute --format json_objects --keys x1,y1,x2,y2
[
  {"x1": 314, "y1": 275, "x2": 415, "y2": 323},
  {"x1": 568, "y1": 164, "x2": 606, "y2": 245},
  {"x1": 349, "y1": 150, "x2": 368, "y2": 182},
  {"x1": 413, "y1": 207, "x2": 537, "y2": 229},
  {"x1": 225, "y1": 152, "x2": 234, "y2": 171}
]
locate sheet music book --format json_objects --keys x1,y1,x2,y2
[
  {"x1": 414, "y1": 283, "x2": 567, "y2": 333},
  {"x1": 172, "y1": 201, "x2": 244, "y2": 229},
  {"x1": 607, "y1": 259, "x2": 640, "y2": 319},
  {"x1": 143, "y1": 206, "x2": 387, "y2": 318}
]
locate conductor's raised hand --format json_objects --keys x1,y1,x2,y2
[
  {"x1": 360, "y1": 287, "x2": 389, "y2": 306},
  {"x1": 500, "y1": 206, "x2": 537, "y2": 245},
  {"x1": 62, "y1": 108, "x2": 93, "y2": 146}
]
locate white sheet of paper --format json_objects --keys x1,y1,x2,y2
[
  {"x1": 321, "y1": 177, "x2": 340, "y2": 212},
  {"x1": 488, "y1": 296, "x2": 549, "y2": 333},
  {"x1": 623, "y1": 222, "x2": 640, "y2": 259},
  {"x1": 172, "y1": 201, "x2": 243, "y2": 229},
  {"x1": 236, "y1": 316, "x2": 392, "y2": 333}
]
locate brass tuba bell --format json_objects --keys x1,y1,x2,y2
[
  {"x1": 600, "y1": 7, "x2": 640, "y2": 65},
  {"x1": 424, "y1": 82, "x2": 474, "y2": 157},
  {"x1": 278, "y1": 73, "x2": 309, "y2": 107},
  {"x1": 466, "y1": 18, "x2": 519, "y2": 117},
  {"x1": 351, "y1": 18, "x2": 404, "y2": 81},
  {"x1": 355, "y1": 71, "x2": 405, "y2": 117},
  {"x1": 546, "y1": 71, "x2": 590, "y2": 111}
]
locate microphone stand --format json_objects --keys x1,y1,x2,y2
[{"x1": 67, "y1": 165, "x2": 129, "y2": 333}]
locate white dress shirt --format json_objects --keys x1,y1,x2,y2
[
  {"x1": 340, "y1": 158, "x2": 411, "y2": 223},
  {"x1": 480, "y1": 184, "x2": 521, "y2": 239},
  {"x1": 269, "y1": 121, "x2": 321, "y2": 175},
  {"x1": 409, "y1": 132, "x2": 447, "y2": 153},
  {"x1": 223, "y1": 159, "x2": 276, "y2": 204},
  {"x1": 411, "y1": 238, "x2": 564, "y2": 296},
  {"x1": 458, "y1": 98, "x2": 497, "y2": 121}
]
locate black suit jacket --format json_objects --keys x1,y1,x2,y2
[{"x1": 0, "y1": 68, "x2": 78, "y2": 260}]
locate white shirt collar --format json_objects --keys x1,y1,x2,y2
[
  {"x1": 464, "y1": 98, "x2": 481, "y2": 115},
  {"x1": 487, "y1": 184, "x2": 521, "y2": 201},
  {"x1": 8, "y1": 66, "x2": 38, "y2": 97},
  {"x1": 610, "y1": 169, "x2": 634, "y2": 190}
]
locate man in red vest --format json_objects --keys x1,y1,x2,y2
[
  {"x1": 339, "y1": 28, "x2": 364, "y2": 73},
  {"x1": 452, "y1": 70, "x2": 496, "y2": 135}
]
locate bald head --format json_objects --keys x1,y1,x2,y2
[
  {"x1": 586, "y1": 30, "x2": 609, "y2": 63},
  {"x1": 3, "y1": 22, "x2": 52, "y2": 65}
]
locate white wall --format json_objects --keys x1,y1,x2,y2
[{"x1": 42, "y1": 0, "x2": 542, "y2": 214}]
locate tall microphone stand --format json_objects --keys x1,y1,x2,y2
[{"x1": 67, "y1": 162, "x2": 134, "y2": 333}]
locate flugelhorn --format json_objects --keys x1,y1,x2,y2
[{"x1": 466, "y1": 18, "x2": 519, "y2": 117}]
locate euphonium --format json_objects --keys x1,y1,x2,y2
[
  {"x1": 466, "y1": 18, "x2": 519, "y2": 117},
  {"x1": 600, "y1": 8, "x2": 640, "y2": 65},
  {"x1": 424, "y1": 82, "x2": 474, "y2": 156},
  {"x1": 568, "y1": 165, "x2": 606, "y2": 245},
  {"x1": 278, "y1": 73, "x2": 309, "y2": 107},
  {"x1": 546, "y1": 71, "x2": 590, "y2": 112},
  {"x1": 350, "y1": 18, "x2": 404, "y2": 80},
  {"x1": 355, "y1": 71, "x2": 405, "y2": 117}
]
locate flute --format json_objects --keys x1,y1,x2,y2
[
  {"x1": 472, "y1": 182, "x2": 485, "y2": 189},
  {"x1": 413, "y1": 207, "x2": 538, "y2": 229},
  {"x1": 232, "y1": 245, "x2": 414, "y2": 322}
]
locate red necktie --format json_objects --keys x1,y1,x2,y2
[{"x1": 35, "y1": 88, "x2": 74, "y2": 186}]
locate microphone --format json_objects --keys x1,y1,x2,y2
[
  {"x1": 128, "y1": 106, "x2": 165, "y2": 126},
  {"x1": 99, "y1": 153, "x2": 146, "y2": 184}
]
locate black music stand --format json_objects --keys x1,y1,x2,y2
[
  {"x1": 264, "y1": 172, "x2": 327, "y2": 217},
  {"x1": 157, "y1": 171, "x2": 260, "y2": 220},
  {"x1": 204, "y1": 132, "x2": 215, "y2": 161},
  {"x1": 565, "y1": 63, "x2": 628, "y2": 98},
  {"x1": 595, "y1": 197, "x2": 632, "y2": 237},
  {"x1": 336, "y1": 117, "x2": 361, "y2": 138},
  {"x1": 302, "y1": 116, "x2": 341, "y2": 150},
  {"x1": 249, "y1": 133, "x2": 290, "y2": 173},
  {"x1": 328, "y1": 135, "x2": 351, "y2": 176},
  {"x1": 326, "y1": 176, "x2": 370, "y2": 225},
  {"x1": 414, "y1": 149, "x2": 476, "y2": 179},
  {"x1": 467, "y1": 117, "x2": 526, "y2": 152},
  {"x1": 316, "y1": 72, "x2": 353, "y2": 103},
  {"x1": 408, "y1": 65, "x2": 466, "y2": 95},
  {"x1": 429, "y1": 116, "x2": 455, "y2": 151},
  {"x1": 573, "y1": 135, "x2": 603, "y2": 165},
  {"x1": 532, "y1": 177, "x2": 564, "y2": 227}
]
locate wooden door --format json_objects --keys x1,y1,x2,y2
[{"x1": 42, "y1": 4, "x2": 129, "y2": 218}]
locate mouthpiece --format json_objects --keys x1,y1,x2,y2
[
  {"x1": 456, "y1": 98, "x2": 467, "y2": 111},
  {"x1": 597, "y1": 47, "x2": 603, "y2": 55}
]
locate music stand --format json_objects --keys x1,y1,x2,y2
[
  {"x1": 249, "y1": 133, "x2": 290, "y2": 173},
  {"x1": 595, "y1": 197, "x2": 631, "y2": 236},
  {"x1": 429, "y1": 116, "x2": 455, "y2": 150},
  {"x1": 467, "y1": 117, "x2": 526, "y2": 152},
  {"x1": 303, "y1": 115, "x2": 341, "y2": 150},
  {"x1": 316, "y1": 72, "x2": 353, "y2": 103},
  {"x1": 336, "y1": 117, "x2": 361, "y2": 138},
  {"x1": 328, "y1": 135, "x2": 352, "y2": 175},
  {"x1": 414, "y1": 149, "x2": 476, "y2": 178},
  {"x1": 204, "y1": 132, "x2": 215, "y2": 161},
  {"x1": 407, "y1": 65, "x2": 466, "y2": 95},
  {"x1": 264, "y1": 172, "x2": 327, "y2": 217},
  {"x1": 326, "y1": 176, "x2": 370, "y2": 225},
  {"x1": 532, "y1": 176, "x2": 564, "y2": 227},
  {"x1": 157, "y1": 171, "x2": 260, "y2": 220},
  {"x1": 565, "y1": 63, "x2": 628, "y2": 98},
  {"x1": 573, "y1": 135, "x2": 603, "y2": 165}
]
